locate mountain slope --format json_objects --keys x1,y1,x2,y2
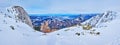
[
  {"x1": 0, "y1": 13, "x2": 43, "y2": 45},
  {"x1": 82, "y1": 11, "x2": 117, "y2": 28},
  {"x1": 42, "y1": 12, "x2": 120, "y2": 45},
  {"x1": 7, "y1": 6, "x2": 33, "y2": 28},
  {"x1": 0, "y1": 11, "x2": 120, "y2": 45}
]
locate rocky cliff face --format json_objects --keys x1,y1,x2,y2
[{"x1": 7, "y1": 6, "x2": 33, "y2": 28}]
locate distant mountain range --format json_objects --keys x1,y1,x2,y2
[{"x1": 29, "y1": 14, "x2": 99, "y2": 32}]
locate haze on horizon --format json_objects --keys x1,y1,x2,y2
[{"x1": 0, "y1": 0, "x2": 120, "y2": 14}]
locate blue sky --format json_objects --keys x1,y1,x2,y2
[{"x1": 0, "y1": 0, "x2": 120, "y2": 14}]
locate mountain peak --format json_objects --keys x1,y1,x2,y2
[{"x1": 6, "y1": 6, "x2": 33, "y2": 28}]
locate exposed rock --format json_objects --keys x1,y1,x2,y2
[
  {"x1": 82, "y1": 24, "x2": 92, "y2": 30},
  {"x1": 10, "y1": 25, "x2": 15, "y2": 30},
  {"x1": 40, "y1": 21, "x2": 51, "y2": 33},
  {"x1": 57, "y1": 33, "x2": 60, "y2": 35},
  {"x1": 7, "y1": 6, "x2": 33, "y2": 28},
  {"x1": 75, "y1": 32, "x2": 80, "y2": 36},
  {"x1": 96, "y1": 32, "x2": 100, "y2": 35}
]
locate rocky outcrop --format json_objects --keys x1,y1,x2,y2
[
  {"x1": 40, "y1": 21, "x2": 51, "y2": 33},
  {"x1": 7, "y1": 6, "x2": 33, "y2": 28}
]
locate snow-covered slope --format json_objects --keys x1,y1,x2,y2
[
  {"x1": 0, "y1": 11, "x2": 120, "y2": 45},
  {"x1": 40, "y1": 12, "x2": 120, "y2": 45},
  {"x1": 0, "y1": 13, "x2": 43, "y2": 45},
  {"x1": 82, "y1": 11, "x2": 117, "y2": 28},
  {"x1": 40, "y1": 11, "x2": 120, "y2": 45}
]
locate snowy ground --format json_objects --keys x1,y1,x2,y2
[{"x1": 0, "y1": 13, "x2": 120, "y2": 45}]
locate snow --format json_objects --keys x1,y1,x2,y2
[
  {"x1": 0, "y1": 11, "x2": 120, "y2": 45},
  {"x1": 0, "y1": 13, "x2": 43, "y2": 45}
]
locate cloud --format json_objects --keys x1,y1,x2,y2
[
  {"x1": 0, "y1": 0, "x2": 120, "y2": 14},
  {"x1": 47, "y1": 0, "x2": 120, "y2": 13}
]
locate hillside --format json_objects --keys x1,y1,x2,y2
[
  {"x1": 0, "y1": 13, "x2": 43, "y2": 45},
  {"x1": 0, "y1": 11, "x2": 120, "y2": 45}
]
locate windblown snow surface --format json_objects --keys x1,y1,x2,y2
[{"x1": 0, "y1": 12, "x2": 120, "y2": 45}]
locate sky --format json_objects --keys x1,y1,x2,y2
[{"x1": 0, "y1": 0, "x2": 120, "y2": 14}]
